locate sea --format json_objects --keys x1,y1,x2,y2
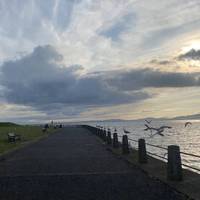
[{"x1": 85, "y1": 120, "x2": 200, "y2": 173}]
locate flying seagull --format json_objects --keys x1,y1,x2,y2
[
  {"x1": 123, "y1": 128, "x2": 130, "y2": 134},
  {"x1": 151, "y1": 129, "x2": 164, "y2": 137},
  {"x1": 144, "y1": 124, "x2": 157, "y2": 132},
  {"x1": 145, "y1": 119, "x2": 152, "y2": 124},
  {"x1": 144, "y1": 124, "x2": 172, "y2": 137},
  {"x1": 159, "y1": 125, "x2": 172, "y2": 130},
  {"x1": 185, "y1": 122, "x2": 192, "y2": 127}
]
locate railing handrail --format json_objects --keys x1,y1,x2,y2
[
  {"x1": 128, "y1": 137, "x2": 168, "y2": 150},
  {"x1": 182, "y1": 163, "x2": 200, "y2": 172},
  {"x1": 180, "y1": 151, "x2": 200, "y2": 159},
  {"x1": 147, "y1": 151, "x2": 167, "y2": 160},
  {"x1": 128, "y1": 136, "x2": 200, "y2": 159},
  {"x1": 128, "y1": 138, "x2": 137, "y2": 142},
  {"x1": 113, "y1": 132, "x2": 200, "y2": 159},
  {"x1": 145, "y1": 142, "x2": 168, "y2": 150}
]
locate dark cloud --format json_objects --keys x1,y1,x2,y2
[
  {"x1": 0, "y1": 45, "x2": 147, "y2": 111},
  {"x1": 1, "y1": 45, "x2": 200, "y2": 117},
  {"x1": 108, "y1": 68, "x2": 200, "y2": 91},
  {"x1": 178, "y1": 49, "x2": 200, "y2": 60},
  {"x1": 150, "y1": 59, "x2": 172, "y2": 65}
]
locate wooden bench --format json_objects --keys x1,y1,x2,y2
[
  {"x1": 7, "y1": 133, "x2": 21, "y2": 142},
  {"x1": 42, "y1": 128, "x2": 47, "y2": 133}
]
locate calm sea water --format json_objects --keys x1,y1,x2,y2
[{"x1": 86, "y1": 120, "x2": 200, "y2": 173}]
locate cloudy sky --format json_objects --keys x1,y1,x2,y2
[{"x1": 1, "y1": 0, "x2": 200, "y2": 123}]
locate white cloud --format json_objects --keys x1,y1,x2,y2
[{"x1": 1, "y1": 0, "x2": 200, "y2": 69}]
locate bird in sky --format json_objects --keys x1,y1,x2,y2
[
  {"x1": 144, "y1": 124, "x2": 157, "y2": 132},
  {"x1": 144, "y1": 124, "x2": 172, "y2": 137},
  {"x1": 150, "y1": 129, "x2": 164, "y2": 137},
  {"x1": 145, "y1": 119, "x2": 152, "y2": 124}
]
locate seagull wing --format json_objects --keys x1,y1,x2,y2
[
  {"x1": 159, "y1": 126, "x2": 172, "y2": 129},
  {"x1": 145, "y1": 119, "x2": 152, "y2": 124},
  {"x1": 185, "y1": 122, "x2": 192, "y2": 127}
]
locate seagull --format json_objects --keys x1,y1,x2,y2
[
  {"x1": 145, "y1": 119, "x2": 152, "y2": 124},
  {"x1": 185, "y1": 122, "x2": 192, "y2": 127},
  {"x1": 150, "y1": 129, "x2": 164, "y2": 137},
  {"x1": 159, "y1": 125, "x2": 172, "y2": 130},
  {"x1": 144, "y1": 124, "x2": 172, "y2": 137},
  {"x1": 123, "y1": 128, "x2": 130, "y2": 134},
  {"x1": 144, "y1": 124, "x2": 158, "y2": 132}
]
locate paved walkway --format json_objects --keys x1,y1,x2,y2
[{"x1": 0, "y1": 126, "x2": 186, "y2": 200}]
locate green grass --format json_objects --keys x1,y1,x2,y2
[
  {"x1": 0, "y1": 122, "x2": 19, "y2": 127},
  {"x1": 0, "y1": 125, "x2": 56, "y2": 154}
]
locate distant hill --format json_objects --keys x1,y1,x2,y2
[
  {"x1": 65, "y1": 114, "x2": 200, "y2": 125},
  {"x1": 173, "y1": 114, "x2": 200, "y2": 120},
  {"x1": 0, "y1": 122, "x2": 19, "y2": 127},
  {"x1": 72, "y1": 118, "x2": 169, "y2": 124}
]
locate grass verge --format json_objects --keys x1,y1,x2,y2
[{"x1": 0, "y1": 124, "x2": 56, "y2": 155}]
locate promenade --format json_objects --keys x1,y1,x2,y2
[{"x1": 0, "y1": 126, "x2": 186, "y2": 200}]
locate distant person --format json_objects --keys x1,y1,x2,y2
[
  {"x1": 42, "y1": 124, "x2": 49, "y2": 133},
  {"x1": 44, "y1": 124, "x2": 49, "y2": 129}
]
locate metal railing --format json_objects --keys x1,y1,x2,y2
[
  {"x1": 84, "y1": 125, "x2": 200, "y2": 177},
  {"x1": 128, "y1": 136, "x2": 200, "y2": 172}
]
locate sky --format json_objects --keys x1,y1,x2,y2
[{"x1": 1, "y1": 0, "x2": 200, "y2": 123}]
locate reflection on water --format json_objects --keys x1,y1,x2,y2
[{"x1": 87, "y1": 120, "x2": 200, "y2": 173}]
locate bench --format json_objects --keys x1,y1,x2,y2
[
  {"x1": 42, "y1": 128, "x2": 47, "y2": 133},
  {"x1": 7, "y1": 133, "x2": 21, "y2": 142}
]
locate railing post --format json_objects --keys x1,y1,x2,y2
[
  {"x1": 113, "y1": 131, "x2": 119, "y2": 148},
  {"x1": 100, "y1": 128, "x2": 103, "y2": 138},
  {"x1": 103, "y1": 128, "x2": 107, "y2": 142},
  {"x1": 99, "y1": 128, "x2": 101, "y2": 139},
  {"x1": 122, "y1": 135, "x2": 129, "y2": 154},
  {"x1": 167, "y1": 145, "x2": 182, "y2": 181},
  {"x1": 96, "y1": 127, "x2": 99, "y2": 136},
  {"x1": 100, "y1": 128, "x2": 103, "y2": 139},
  {"x1": 138, "y1": 139, "x2": 147, "y2": 164},
  {"x1": 107, "y1": 129, "x2": 112, "y2": 145},
  {"x1": 99, "y1": 128, "x2": 102, "y2": 138}
]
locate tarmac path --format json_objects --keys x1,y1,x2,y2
[{"x1": 0, "y1": 126, "x2": 187, "y2": 200}]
